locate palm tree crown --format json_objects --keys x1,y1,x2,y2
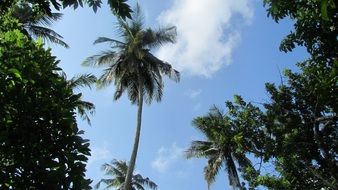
[
  {"x1": 186, "y1": 106, "x2": 253, "y2": 190},
  {"x1": 83, "y1": 4, "x2": 179, "y2": 104},
  {"x1": 95, "y1": 159, "x2": 157, "y2": 190},
  {"x1": 12, "y1": 2, "x2": 69, "y2": 48}
]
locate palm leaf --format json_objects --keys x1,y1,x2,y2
[
  {"x1": 96, "y1": 159, "x2": 157, "y2": 190},
  {"x1": 68, "y1": 74, "x2": 97, "y2": 90},
  {"x1": 204, "y1": 155, "x2": 223, "y2": 190},
  {"x1": 27, "y1": 25, "x2": 69, "y2": 48},
  {"x1": 143, "y1": 26, "x2": 177, "y2": 49},
  {"x1": 225, "y1": 155, "x2": 241, "y2": 189},
  {"x1": 76, "y1": 100, "x2": 95, "y2": 125},
  {"x1": 83, "y1": 51, "x2": 120, "y2": 67},
  {"x1": 34, "y1": 12, "x2": 63, "y2": 26},
  {"x1": 95, "y1": 179, "x2": 115, "y2": 189},
  {"x1": 12, "y1": 2, "x2": 69, "y2": 48},
  {"x1": 186, "y1": 140, "x2": 216, "y2": 158},
  {"x1": 94, "y1": 37, "x2": 125, "y2": 47}
]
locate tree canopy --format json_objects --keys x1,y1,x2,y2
[
  {"x1": 0, "y1": 15, "x2": 91, "y2": 189},
  {"x1": 0, "y1": 0, "x2": 132, "y2": 19}
]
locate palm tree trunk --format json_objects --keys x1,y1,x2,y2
[{"x1": 123, "y1": 78, "x2": 144, "y2": 190}]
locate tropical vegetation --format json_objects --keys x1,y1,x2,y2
[
  {"x1": 0, "y1": 0, "x2": 132, "y2": 19},
  {"x1": 83, "y1": 4, "x2": 179, "y2": 190},
  {"x1": 12, "y1": 2, "x2": 69, "y2": 48},
  {"x1": 95, "y1": 159, "x2": 157, "y2": 190},
  {"x1": 186, "y1": 106, "x2": 255, "y2": 190},
  {"x1": 188, "y1": 0, "x2": 337, "y2": 189},
  {"x1": 64, "y1": 73, "x2": 97, "y2": 125},
  {"x1": 0, "y1": 15, "x2": 91, "y2": 189},
  {"x1": 0, "y1": 0, "x2": 337, "y2": 189}
]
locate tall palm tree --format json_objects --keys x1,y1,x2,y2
[
  {"x1": 186, "y1": 106, "x2": 253, "y2": 190},
  {"x1": 83, "y1": 4, "x2": 179, "y2": 190},
  {"x1": 11, "y1": 2, "x2": 69, "y2": 48},
  {"x1": 95, "y1": 159, "x2": 157, "y2": 190}
]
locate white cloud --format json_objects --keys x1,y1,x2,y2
[
  {"x1": 87, "y1": 146, "x2": 113, "y2": 167},
  {"x1": 185, "y1": 89, "x2": 202, "y2": 99},
  {"x1": 157, "y1": 0, "x2": 253, "y2": 77},
  {"x1": 151, "y1": 143, "x2": 184, "y2": 173}
]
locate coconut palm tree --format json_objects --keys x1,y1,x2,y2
[
  {"x1": 95, "y1": 159, "x2": 157, "y2": 190},
  {"x1": 186, "y1": 106, "x2": 253, "y2": 190},
  {"x1": 83, "y1": 4, "x2": 179, "y2": 190},
  {"x1": 12, "y1": 2, "x2": 69, "y2": 48}
]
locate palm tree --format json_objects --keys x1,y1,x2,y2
[
  {"x1": 83, "y1": 4, "x2": 179, "y2": 190},
  {"x1": 64, "y1": 73, "x2": 97, "y2": 125},
  {"x1": 95, "y1": 159, "x2": 157, "y2": 190},
  {"x1": 186, "y1": 106, "x2": 253, "y2": 190},
  {"x1": 11, "y1": 2, "x2": 69, "y2": 48}
]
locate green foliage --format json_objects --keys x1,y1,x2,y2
[
  {"x1": 263, "y1": 0, "x2": 338, "y2": 64},
  {"x1": 0, "y1": 15, "x2": 91, "y2": 189},
  {"x1": 65, "y1": 73, "x2": 97, "y2": 125},
  {"x1": 190, "y1": 1, "x2": 337, "y2": 189},
  {"x1": 0, "y1": 0, "x2": 132, "y2": 19},
  {"x1": 83, "y1": 4, "x2": 180, "y2": 105},
  {"x1": 95, "y1": 159, "x2": 158, "y2": 190},
  {"x1": 186, "y1": 105, "x2": 259, "y2": 190},
  {"x1": 12, "y1": 2, "x2": 69, "y2": 48}
]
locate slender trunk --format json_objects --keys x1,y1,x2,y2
[{"x1": 123, "y1": 79, "x2": 144, "y2": 190}]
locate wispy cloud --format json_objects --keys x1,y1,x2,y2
[
  {"x1": 87, "y1": 146, "x2": 113, "y2": 167},
  {"x1": 151, "y1": 143, "x2": 184, "y2": 173},
  {"x1": 185, "y1": 89, "x2": 202, "y2": 99},
  {"x1": 157, "y1": 0, "x2": 253, "y2": 77}
]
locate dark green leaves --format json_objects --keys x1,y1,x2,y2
[
  {"x1": 108, "y1": 0, "x2": 132, "y2": 19},
  {"x1": 1, "y1": 0, "x2": 132, "y2": 19},
  {"x1": 264, "y1": 0, "x2": 338, "y2": 63},
  {"x1": 0, "y1": 15, "x2": 92, "y2": 189}
]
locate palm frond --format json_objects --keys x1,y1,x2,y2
[
  {"x1": 116, "y1": 15, "x2": 133, "y2": 39},
  {"x1": 76, "y1": 100, "x2": 95, "y2": 125},
  {"x1": 12, "y1": 2, "x2": 69, "y2": 48},
  {"x1": 143, "y1": 26, "x2": 177, "y2": 49},
  {"x1": 83, "y1": 51, "x2": 119, "y2": 67},
  {"x1": 94, "y1": 37, "x2": 125, "y2": 47},
  {"x1": 113, "y1": 160, "x2": 129, "y2": 174},
  {"x1": 124, "y1": 74, "x2": 139, "y2": 104},
  {"x1": 225, "y1": 156, "x2": 241, "y2": 189},
  {"x1": 68, "y1": 74, "x2": 97, "y2": 90},
  {"x1": 204, "y1": 155, "x2": 223, "y2": 189},
  {"x1": 192, "y1": 117, "x2": 220, "y2": 141},
  {"x1": 186, "y1": 140, "x2": 216, "y2": 159},
  {"x1": 34, "y1": 12, "x2": 63, "y2": 26},
  {"x1": 71, "y1": 78, "x2": 96, "y2": 125},
  {"x1": 60, "y1": 72, "x2": 96, "y2": 125},
  {"x1": 144, "y1": 52, "x2": 180, "y2": 82},
  {"x1": 27, "y1": 25, "x2": 69, "y2": 48},
  {"x1": 95, "y1": 179, "x2": 113, "y2": 189},
  {"x1": 209, "y1": 105, "x2": 224, "y2": 119},
  {"x1": 97, "y1": 159, "x2": 156, "y2": 190},
  {"x1": 142, "y1": 178, "x2": 157, "y2": 190},
  {"x1": 97, "y1": 63, "x2": 122, "y2": 90},
  {"x1": 133, "y1": 174, "x2": 157, "y2": 190}
]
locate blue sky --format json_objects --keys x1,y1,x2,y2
[{"x1": 50, "y1": 0, "x2": 308, "y2": 189}]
